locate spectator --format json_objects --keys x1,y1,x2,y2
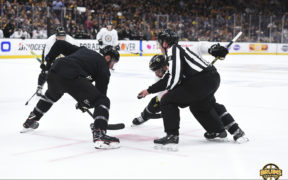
[
  {"x1": 32, "y1": 28, "x2": 43, "y2": 39},
  {"x1": 0, "y1": 0, "x2": 287, "y2": 42},
  {"x1": 0, "y1": 28, "x2": 3, "y2": 38},
  {"x1": 3, "y1": 20, "x2": 15, "y2": 38},
  {"x1": 21, "y1": 28, "x2": 31, "y2": 39},
  {"x1": 52, "y1": 0, "x2": 64, "y2": 10},
  {"x1": 10, "y1": 29, "x2": 22, "y2": 39},
  {"x1": 143, "y1": 26, "x2": 153, "y2": 40}
]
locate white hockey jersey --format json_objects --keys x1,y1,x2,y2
[
  {"x1": 96, "y1": 28, "x2": 118, "y2": 48},
  {"x1": 43, "y1": 34, "x2": 79, "y2": 57}
]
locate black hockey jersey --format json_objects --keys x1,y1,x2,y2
[{"x1": 48, "y1": 41, "x2": 110, "y2": 95}]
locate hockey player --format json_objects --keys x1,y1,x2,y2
[
  {"x1": 138, "y1": 29, "x2": 247, "y2": 146},
  {"x1": 43, "y1": 26, "x2": 79, "y2": 57},
  {"x1": 36, "y1": 26, "x2": 79, "y2": 96},
  {"x1": 96, "y1": 22, "x2": 119, "y2": 49},
  {"x1": 21, "y1": 41, "x2": 121, "y2": 149},
  {"x1": 137, "y1": 54, "x2": 248, "y2": 143},
  {"x1": 132, "y1": 55, "x2": 168, "y2": 125}
]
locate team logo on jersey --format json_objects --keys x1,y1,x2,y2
[
  {"x1": 260, "y1": 163, "x2": 282, "y2": 180},
  {"x1": 105, "y1": 35, "x2": 112, "y2": 42}
]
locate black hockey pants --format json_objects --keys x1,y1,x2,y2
[
  {"x1": 160, "y1": 66, "x2": 225, "y2": 135},
  {"x1": 33, "y1": 71, "x2": 110, "y2": 130}
]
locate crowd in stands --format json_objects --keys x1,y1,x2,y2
[{"x1": 0, "y1": 0, "x2": 287, "y2": 42}]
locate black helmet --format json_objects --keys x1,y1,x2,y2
[
  {"x1": 56, "y1": 26, "x2": 66, "y2": 36},
  {"x1": 157, "y1": 29, "x2": 179, "y2": 47},
  {"x1": 107, "y1": 21, "x2": 113, "y2": 26},
  {"x1": 100, "y1": 45, "x2": 120, "y2": 62},
  {"x1": 149, "y1": 55, "x2": 167, "y2": 71}
]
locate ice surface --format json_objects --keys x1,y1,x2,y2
[{"x1": 0, "y1": 55, "x2": 288, "y2": 179}]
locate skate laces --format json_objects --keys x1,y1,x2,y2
[
  {"x1": 93, "y1": 129, "x2": 104, "y2": 139},
  {"x1": 136, "y1": 116, "x2": 144, "y2": 123}
]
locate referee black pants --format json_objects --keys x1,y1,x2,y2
[{"x1": 160, "y1": 66, "x2": 224, "y2": 135}]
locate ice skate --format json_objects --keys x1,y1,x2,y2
[
  {"x1": 233, "y1": 128, "x2": 249, "y2": 144},
  {"x1": 154, "y1": 134, "x2": 179, "y2": 152},
  {"x1": 132, "y1": 112, "x2": 161, "y2": 126},
  {"x1": 204, "y1": 130, "x2": 228, "y2": 141},
  {"x1": 20, "y1": 112, "x2": 39, "y2": 133},
  {"x1": 91, "y1": 124, "x2": 120, "y2": 149}
]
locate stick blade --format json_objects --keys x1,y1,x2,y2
[{"x1": 107, "y1": 123, "x2": 125, "y2": 130}]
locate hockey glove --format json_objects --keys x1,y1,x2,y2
[
  {"x1": 40, "y1": 57, "x2": 52, "y2": 71},
  {"x1": 38, "y1": 71, "x2": 48, "y2": 86},
  {"x1": 36, "y1": 85, "x2": 43, "y2": 96},
  {"x1": 98, "y1": 39, "x2": 103, "y2": 46},
  {"x1": 75, "y1": 102, "x2": 89, "y2": 113},
  {"x1": 45, "y1": 56, "x2": 53, "y2": 70},
  {"x1": 40, "y1": 63, "x2": 46, "y2": 71},
  {"x1": 208, "y1": 43, "x2": 228, "y2": 59}
]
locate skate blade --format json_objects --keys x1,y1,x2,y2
[
  {"x1": 94, "y1": 141, "x2": 120, "y2": 149},
  {"x1": 206, "y1": 137, "x2": 229, "y2": 142},
  {"x1": 154, "y1": 144, "x2": 178, "y2": 152},
  {"x1": 20, "y1": 127, "x2": 36, "y2": 133},
  {"x1": 235, "y1": 136, "x2": 249, "y2": 144},
  {"x1": 131, "y1": 123, "x2": 143, "y2": 127}
]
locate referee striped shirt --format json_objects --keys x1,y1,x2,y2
[{"x1": 166, "y1": 44, "x2": 210, "y2": 90}]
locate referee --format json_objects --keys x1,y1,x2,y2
[{"x1": 138, "y1": 29, "x2": 229, "y2": 145}]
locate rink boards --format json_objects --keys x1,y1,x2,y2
[{"x1": 0, "y1": 39, "x2": 288, "y2": 59}]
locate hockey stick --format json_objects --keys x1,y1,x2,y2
[
  {"x1": 20, "y1": 41, "x2": 42, "y2": 63},
  {"x1": 211, "y1": 31, "x2": 242, "y2": 65},
  {"x1": 25, "y1": 92, "x2": 37, "y2": 105},
  {"x1": 25, "y1": 93, "x2": 45, "y2": 105},
  {"x1": 22, "y1": 41, "x2": 46, "y2": 104},
  {"x1": 85, "y1": 109, "x2": 125, "y2": 130},
  {"x1": 123, "y1": 49, "x2": 143, "y2": 55}
]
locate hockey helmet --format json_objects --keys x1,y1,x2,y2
[
  {"x1": 157, "y1": 29, "x2": 179, "y2": 47},
  {"x1": 100, "y1": 45, "x2": 120, "y2": 63},
  {"x1": 56, "y1": 26, "x2": 66, "y2": 36},
  {"x1": 149, "y1": 55, "x2": 167, "y2": 71},
  {"x1": 106, "y1": 21, "x2": 113, "y2": 26}
]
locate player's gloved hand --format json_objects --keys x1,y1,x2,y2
[
  {"x1": 137, "y1": 89, "x2": 149, "y2": 99},
  {"x1": 208, "y1": 43, "x2": 228, "y2": 59},
  {"x1": 45, "y1": 56, "x2": 53, "y2": 70},
  {"x1": 36, "y1": 85, "x2": 43, "y2": 96},
  {"x1": 98, "y1": 39, "x2": 103, "y2": 46},
  {"x1": 40, "y1": 63, "x2": 46, "y2": 71},
  {"x1": 75, "y1": 103, "x2": 89, "y2": 113},
  {"x1": 38, "y1": 71, "x2": 48, "y2": 86}
]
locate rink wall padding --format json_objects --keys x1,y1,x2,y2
[{"x1": 0, "y1": 39, "x2": 288, "y2": 59}]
